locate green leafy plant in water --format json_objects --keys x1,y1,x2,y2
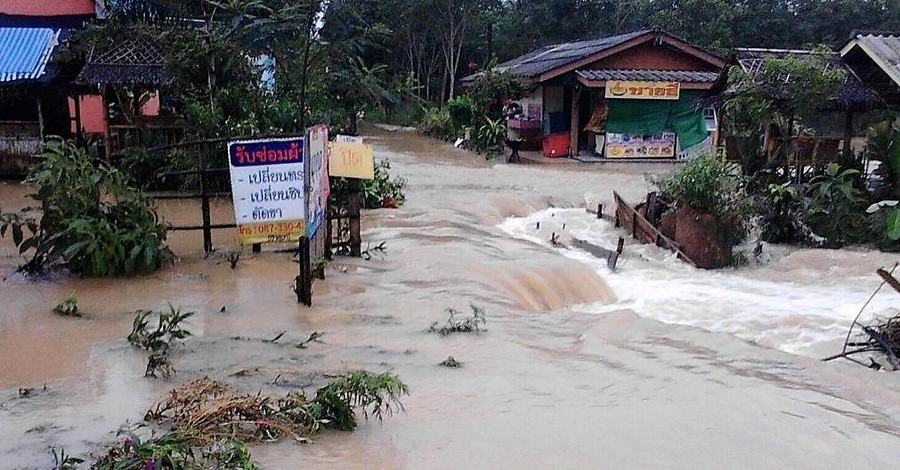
[
  {"x1": 0, "y1": 138, "x2": 172, "y2": 276},
  {"x1": 439, "y1": 356, "x2": 462, "y2": 368},
  {"x1": 429, "y1": 304, "x2": 487, "y2": 336},
  {"x1": 61, "y1": 371, "x2": 408, "y2": 467},
  {"x1": 366, "y1": 160, "x2": 407, "y2": 208},
  {"x1": 93, "y1": 425, "x2": 257, "y2": 470},
  {"x1": 311, "y1": 371, "x2": 409, "y2": 431},
  {"x1": 52, "y1": 447, "x2": 84, "y2": 470},
  {"x1": 470, "y1": 116, "x2": 507, "y2": 157},
  {"x1": 805, "y1": 163, "x2": 869, "y2": 246},
  {"x1": 128, "y1": 304, "x2": 194, "y2": 378},
  {"x1": 331, "y1": 160, "x2": 406, "y2": 210},
  {"x1": 53, "y1": 293, "x2": 81, "y2": 317}
]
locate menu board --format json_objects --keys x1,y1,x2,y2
[{"x1": 605, "y1": 132, "x2": 676, "y2": 159}]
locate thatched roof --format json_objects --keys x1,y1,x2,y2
[{"x1": 76, "y1": 35, "x2": 171, "y2": 87}]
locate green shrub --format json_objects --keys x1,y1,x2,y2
[
  {"x1": 446, "y1": 96, "x2": 477, "y2": 128},
  {"x1": 662, "y1": 156, "x2": 747, "y2": 215},
  {"x1": 332, "y1": 159, "x2": 407, "y2": 209},
  {"x1": 53, "y1": 293, "x2": 81, "y2": 317},
  {"x1": 0, "y1": 138, "x2": 171, "y2": 276},
  {"x1": 467, "y1": 66, "x2": 528, "y2": 120},
  {"x1": 805, "y1": 163, "x2": 870, "y2": 246},
  {"x1": 114, "y1": 146, "x2": 171, "y2": 190},
  {"x1": 469, "y1": 116, "x2": 507, "y2": 157},
  {"x1": 867, "y1": 118, "x2": 900, "y2": 199},
  {"x1": 759, "y1": 182, "x2": 804, "y2": 243},
  {"x1": 419, "y1": 106, "x2": 455, "y2": 141},
  {"x1": 660, "y1": 155, "x2": 751, "y2": 242}
]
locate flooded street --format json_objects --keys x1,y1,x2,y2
[{"x1": 2, "y1": 128, "x2": 900, "y2": 469}]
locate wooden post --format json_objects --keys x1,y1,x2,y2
[
  {"x1": 314, "y1": 228, "x2": 326, "y2": 280},
  {"x1": 616, "y1": 237, "x2": 625, "y2": 254},
  {"x1": 36, "y1": 97, "x2": 45, "y2": 142},
  {"x1": 349, "y1": 181, "x2": 362, "y2": 257},
  {"x1": 72, "y1": 95, "x2": 83, "y2": 142},
  {"x1": 607, "y1": 252, "x2": 619, "y2": 271},
  {"x1": 198, "y1": 144, "x2": 213, "y2": 254},
  {"x1": 843, "y1": 108, "x2": 854, "y2": 161},
  {"x1": 570, "y1": 86, "x2": 581, "y2": 157},
  {"x1": 296, "y1": 236, "x2": 312, "y2": 306},
  {"x1": 324, "y1": 209, "x2": 333, "y2": 261},
  {"x1": 597, "y1": 203, "x2": 603, "y2": 219},
  {"x1": 631, "y1": 209, "x2": 638, "y2": 237},
  {"x1": 102, "y1": 90, "x2": 113, "y2": 159}
]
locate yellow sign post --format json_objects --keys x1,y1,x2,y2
[
  {"x1": 329, "y1": 142, "x2": 375, "y2": 180},
  {"x1": 605, "y1": 81, "x2": 681, "y2": 100}
]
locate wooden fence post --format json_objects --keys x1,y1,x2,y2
[
  {"x1": 296, "y1": 236, "x2": 312, "y2": 306},
  {"x1": 198, "y1": 143, "x2": 212, "y2": 253},
  {"x1": 349, "y1": 181, "x2": 362, "y2": 257}
]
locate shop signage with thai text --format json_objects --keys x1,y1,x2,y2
[
  {"x1": 228, "y1": 137, "x2": 306, "y2": 245},
  {"x1": 329, "y1": 142, "x2": 375, "y2": 180},
  {"x1": 605, "y1": 132, "x2": 676, "y2": 158},
  {"x1": 306, "y1": 125, "x2": 330, "y2": 237},
  {"x1": 605, "y1": 80, "x2": 680, "y2": 100}
]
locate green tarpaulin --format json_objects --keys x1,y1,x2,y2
[{"x1": 606, "y1": 91, "x2": 707, "y2": 150}]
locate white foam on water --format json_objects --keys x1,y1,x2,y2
[{"x1": 498, "y1": 208, "x2": 898, "y2": 357}]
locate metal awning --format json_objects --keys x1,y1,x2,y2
[{"x1": 0, "y1": 27, "x2": 60, "y2": 84}]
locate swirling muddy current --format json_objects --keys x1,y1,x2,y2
[{"x1": 2, "y1": 129, "x2": 900, "y2": 469}]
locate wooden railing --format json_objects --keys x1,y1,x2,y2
[{"x1": 613, "y1": 191, "x2": 697, "y2": 267}]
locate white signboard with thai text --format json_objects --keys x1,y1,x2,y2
[{"x1": 228, "y1": 137, "x2": 306, "y2": 245}]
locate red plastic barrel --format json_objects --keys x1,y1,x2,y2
[{"x1": 542, "y1": 132, "x2": 570, "y2": 158}]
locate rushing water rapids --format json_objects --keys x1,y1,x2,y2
[
  {"x1": 2, "y1": 128, "x2": 900, "y2": 468},
  {"x1": 499, "y1": 208, "x2": 900, "y2": 357}
]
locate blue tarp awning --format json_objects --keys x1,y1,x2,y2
[{"x1": 0, "y1": 27, "x2": 60, "y2": 84}]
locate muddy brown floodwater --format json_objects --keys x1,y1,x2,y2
[{"x1": 2, "y1": 127, "x2": 900, "y2": 469}]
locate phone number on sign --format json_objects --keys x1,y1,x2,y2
[{"x1": 238, "y1": 221, "x2": 305, "y2": 236}]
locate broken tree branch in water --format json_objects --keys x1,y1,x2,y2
[{"x1": 825, "y1": 264, "x2": 900, "y2": 370}]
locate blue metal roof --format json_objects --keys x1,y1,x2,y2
[{"x1": 0, "y1": 27, "x2": 60, "y2": 83}]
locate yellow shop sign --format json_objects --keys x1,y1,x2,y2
[{"x1": 605, "y1": 81, "x2": 680, "y2": 100}]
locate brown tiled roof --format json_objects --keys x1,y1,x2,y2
[{"x1": 577, "y1": 69, "x2": 719, "y2": 83}]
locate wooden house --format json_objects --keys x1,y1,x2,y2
[{"x1": 470, "y1": 28, "x2": 725, "y2": 159}]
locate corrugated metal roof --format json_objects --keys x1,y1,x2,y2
[
  {"x1": 495, "y1": 30, "x2": 652, "y2": 78},
  {"x1": 577, "y1": 69, "x2": 719, "y2": 83},
  {"x1": 842, "y1": 33, "x2": 900, "y2": 87},
  {"x1": 0, "y1": 27, "x2": 59, "y2": 83}
]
